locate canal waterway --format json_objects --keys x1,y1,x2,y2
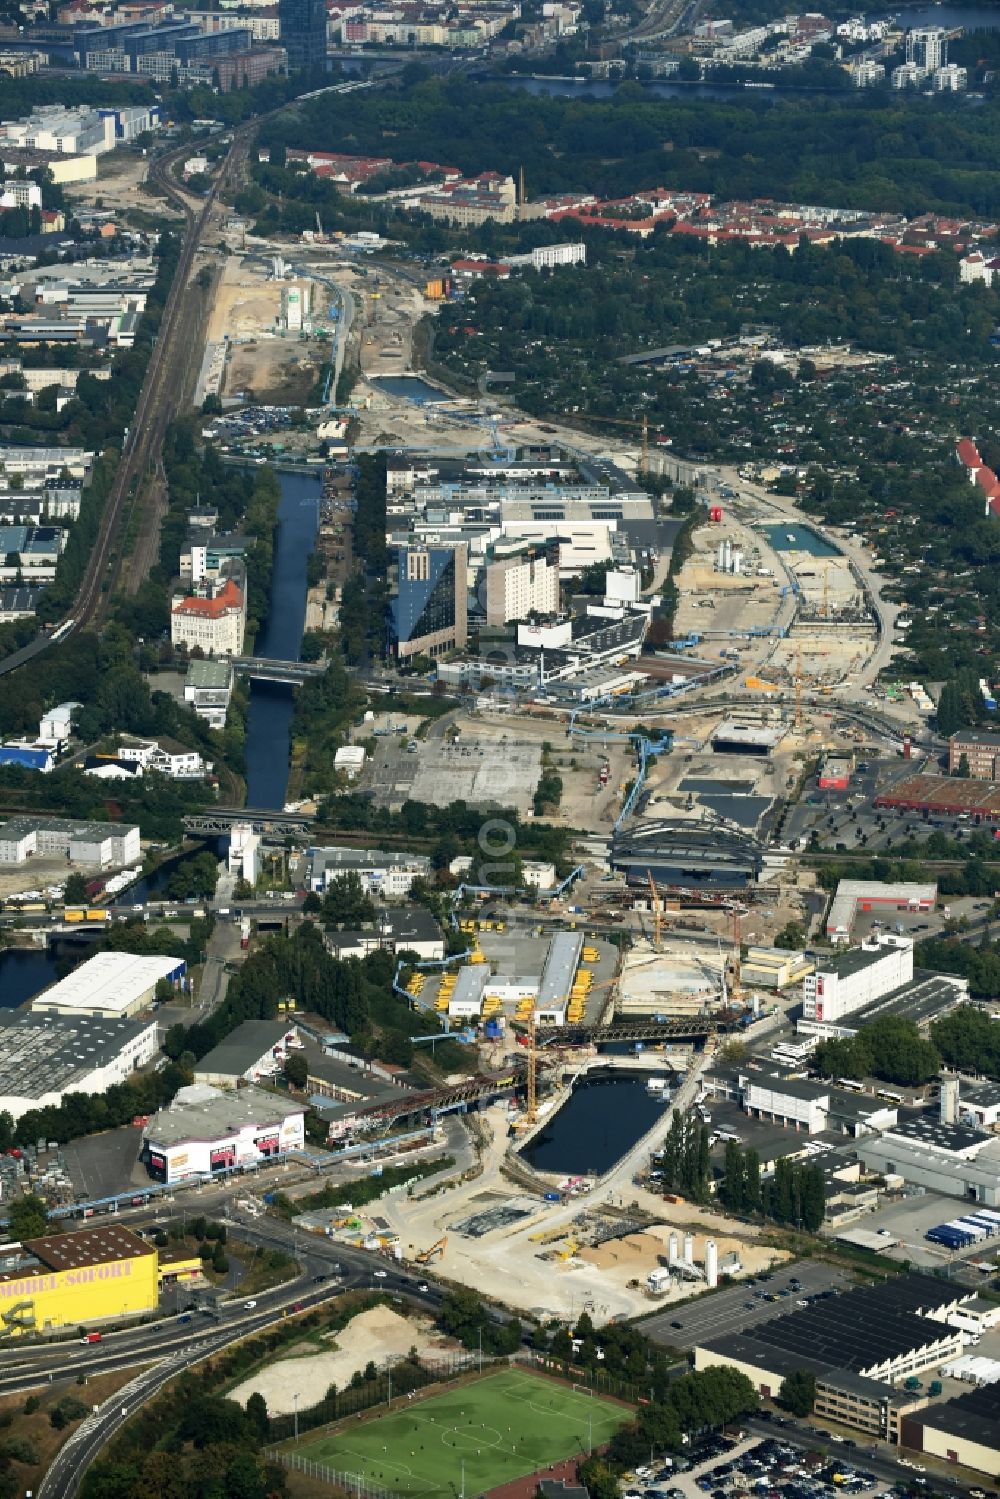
[
  {"x1": 0, "y1": 946, "x2": 87, "y2": 1011},
  {"x1": 520, "y1": 1070, "x2": 669, "y2": 1176},
  {"x1": 244, "y1": 473, "x2": 320, "y2": 811}
]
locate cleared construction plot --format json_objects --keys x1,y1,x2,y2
[
  {"x1": 369, "y1": 735, "x2": 543, "y2": 814},
  {"x1": 294, "y1": 1369, "x2": 629, "y2": 1497}
]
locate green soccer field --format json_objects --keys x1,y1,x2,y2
[{"x1": 294, "y1": 1368, "x2": 629, "y2": 1497}]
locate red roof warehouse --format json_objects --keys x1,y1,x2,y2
[{"x1": 874, "y1": 773, "x2": 1000, "y2": 822}]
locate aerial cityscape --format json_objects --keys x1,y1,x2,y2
[{"x1": 3, "y1": 0, "x2": 1000, "y2": 1496}]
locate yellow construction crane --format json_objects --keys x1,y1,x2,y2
[
  {"x1": 728, "y1": 904, "x2": 744, "y2": 1004},
  {"x1": 525, "y1": 1009, "x2": 538, "y2": 1126},
  {"x1": 561, "y1": 412, "x2": 651, "y2": 474},
  {"x1": 647, "y1": 869, "x2": 662, "y2": 950}
]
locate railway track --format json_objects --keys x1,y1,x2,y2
[
  {"x1": 87, "y1": 131, "x2": 253, "y2": 621},
  {"x1": 0, "y1": 130, "x2": 250, "y2": 675}
]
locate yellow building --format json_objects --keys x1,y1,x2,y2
[{"x1": 0, "y1": 1225, "x2": 199, "y2": 1337}]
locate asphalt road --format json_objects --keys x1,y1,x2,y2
[
  {"x1": 19, "y1": 1214, "x2": 455, "y2": 1497},
  {"x1": 642, "y1": 1262, "x2": 852, "y2": 1351}
]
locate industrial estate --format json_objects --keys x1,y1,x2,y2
[{"x1": 4, "y1": 4, "x2": 1000, "y2": 1498}]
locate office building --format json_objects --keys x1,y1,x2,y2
[
  {"x1": 171, "y1": 577, "x2": 245, "y2": 657},
  {"x1": 279, "y1": 0, "x2": 327, "y2": 69},
  {"x1": 183, "y1": 658, "x2": 234, "y2": 730},
  {"x1": 484, "y1": 542, "x2": 560, "y2": 626},
  {"x1": 0, "y1": 815, "x2": 140, "y2": 867},
  {"x1": 389, "y1": 543, "x2": 467, "y2": 662},
  {"x1": 801, "y1": 934, "x2": 913, "y2": 1025},
  {"x1": 307, "y1": 844, "x2": 432, "y2": 898},
  {"x1": 949, "y1": 728, "x2": 1000, "y2": 780}
]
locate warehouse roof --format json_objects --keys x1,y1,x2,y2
[
  {"x1": 743, "y1": 1274, "x2": 963, "y2": 1373},
  {"x1": 16, "y1": 1225, "x2": 153, "y2": 1275},
  {"x1": 885, "y1": 1114, "x2": 987, "y2": 1153},
  {"x1": 959, "y1": 1079, "x2": 1000, "y2": 1107},
  {"x1": 30, "y1": 951, "x2": 184, "y2": 1016},
  {"x1": 827, "y1": 879, "x2": 936, "y2": 934},
  {"x1": 377, "y1": 907, "x2": 442, "y2": 946},
  {"x1": 845, "y1": 972, "x2": 965, "y2": 1033},
  {"x1": 193, "y1": 1019, "x2": 290, "y2": 1079},
  {"x1": 537, "y1": 930, "x2": 584, "y2": 1011},
  {"x1": 911, "y1": 1381, "x2": 1000, "y2": 1450},
  {"x1": 145, "y1": 1083, "x2": 302, "y2": 1147},
  {"x1": 875, "y1": 773, "x2": 1000, "y2": 817},
  {"x1": 452, "y1": 965, "x2": 490, "y2": 1006},
  {"x1": 0, "y1": 1011, "x2": 156, "y2": 1106}
]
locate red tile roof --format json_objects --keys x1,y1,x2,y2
[{"x1": 172, "y1": 579, "x2": 243, "y2": 619}]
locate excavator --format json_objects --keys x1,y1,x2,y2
[{"x1": 416, "y1": 1236, "x2": 447, "y2": 1264}]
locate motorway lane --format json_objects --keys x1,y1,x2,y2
[{"x1": 1, "y1": 1217, "x2": 445, "y2": 1395}]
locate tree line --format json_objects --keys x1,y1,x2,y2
[
  {"x1": 717, "y1": 1141, "x2": 825, "y2": 1233},
  {"x1": 813, "y1": 1015, "x2": 941, "y2": 1087}
]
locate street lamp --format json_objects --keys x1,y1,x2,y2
[{"x1": 293, "y1": 1392, "x2": 300, "y2": 1444}]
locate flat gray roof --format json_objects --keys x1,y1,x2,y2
[
  {"x1": 0, "y1": 1011, "x2": 155, "y2": 1103},
  {"x1": 537, "y1": 930, "x2": 583, "y2": 1011},
  {"x1": 145, "y1": 1084, "x2": 302, "y2": 1147},
  {"x1": 194, "y1": 1020, "x2": 290, "y2": 1078}
]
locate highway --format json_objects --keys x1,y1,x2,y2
[{"x1": 21, "y1": 1212, "x2": 451, "y2": 1498}]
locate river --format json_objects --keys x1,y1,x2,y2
[
  {"x1": 520, "y1": 1071, "x2": 669, "y2": 1176},
  {"x1": 244, "y1": 473, "x2": 320, "y2": 811}
]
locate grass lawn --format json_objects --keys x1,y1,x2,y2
[{"x1": 293, "y1": 1368, "x2": 629, "y2": 1496}]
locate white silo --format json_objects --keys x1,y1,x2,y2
[
  {"x1": 716, "y1": 541, "x2": 727, "y2": 571},
  {"x1": 940, "y1": 1075, "x2": 959, "y2": 1125},
  {"x1": 667, "y1": 1232, "x2": 679, "y2": 1267},
  {"x1": 683, "y1": 1232, "x2": 694, "y2": 1265},
  {"x1": 732, "y1": 548, "x2": 744, "y2": 575},
  {"x1": 705, "y1": 1239, "x2": 718, "y2": 1289}
]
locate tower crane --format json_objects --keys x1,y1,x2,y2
[{"x1": 650, "y1": 869, "x2": 665, "y2": 947}]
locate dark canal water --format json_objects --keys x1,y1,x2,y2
[
  {"x1": 244, "y1": 473, "x2": 320, "y2": 811},
  {"x1": 0, "y1": 946, "x2": 88, "y2": 1011},
  {"x1": 520, "y1": 1071, "x2": 670, "y2": 1176}
]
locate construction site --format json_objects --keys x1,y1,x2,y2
[
  {"x1": 671, "y1": 504, "x2": 881, "y2": 702},
  {"x1": 195, "y1": 252, "x2": 332, "y2": 406}
]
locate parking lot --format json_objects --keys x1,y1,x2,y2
[
  {"x1": 642, "y1": 1262, "x2": 853, "y2": 1351},
  {"x1": 624, "y1": 1432, "x2": 897, "y2": 1499}
]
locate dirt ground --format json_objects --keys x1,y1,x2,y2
[
  {"x1": 206, "y1": 257, "x2": 282, "y2": 344},
  {"x1": 229, "y1": 1308, "x2": 454, "y2": 1414},
  {"x1": 0, "y1": 857, "x2": 92, "y2": 900},
  {"x1": 578, "y1": 1224, "x2": 788, "y2": 1307}
]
